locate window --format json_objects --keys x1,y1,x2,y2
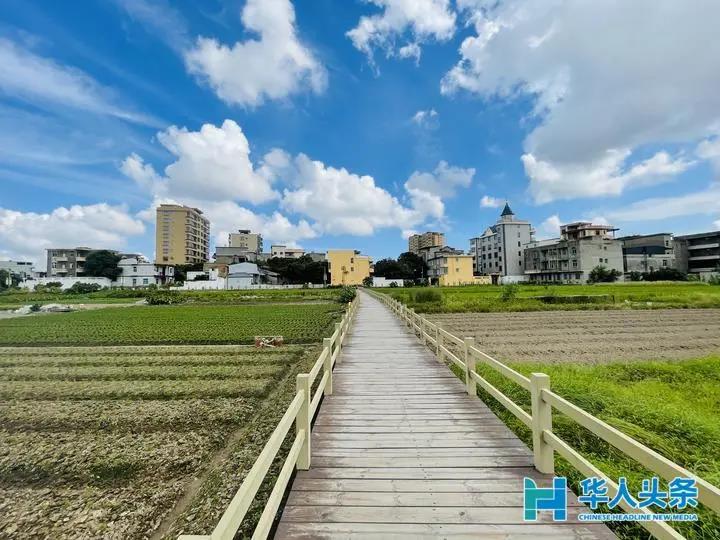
[
  {"x1": 599, "y1": 257, "x2": 603, "y2": 263},
  {"x1": 132, "y1": 278, "x2": 137, "y2": 285},
  {"x1": 142, "y1": 278, "x2": 149, "y2": 285},
  {"x1": 518, "y1": 251, "x2": 521, "y2": 257},
  {"x1": 132, "y1": 266, "x2": 137, "y2": 272},
  {"x1": 518, "y1": 241, "x2": 521, "y2": 247},
  {"x1": 663, "y1": 259, "x2": 668, "y2": 267}
]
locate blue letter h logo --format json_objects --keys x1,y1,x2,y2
[{"x1": 524, "y1": 477, "x2": 568, "y2": 521}]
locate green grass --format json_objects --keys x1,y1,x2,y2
[
  {"x1": 463, "y1": 356, "x2": 720, "y2": 539},
  {"x1": 384, "y1": 282, "x2": 720, "y2": 312},
  {"x1": 0, "y1": 303, "x2": 341, "y2": 346}
]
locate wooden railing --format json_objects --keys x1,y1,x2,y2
[
  {"x1": 372, "y1": 291, "x2": 720, "y2": 540},
  {"x1": 179, "y1": 295, "x2": 359, "y2": 540}
]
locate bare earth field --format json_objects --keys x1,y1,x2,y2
[{"x1": 429, "y1": 308, "x2": 720, "y2": 364}]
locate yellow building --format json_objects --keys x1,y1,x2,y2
[
  {"x1": 155, "y1": 204, "x2": 210, "y2": 265},
  {"x1": 327, "y1": 250, "x2": 371, "y2": 286},
  {"x1": 428, "y1": 253, "x2": 486, "y2": 286}
]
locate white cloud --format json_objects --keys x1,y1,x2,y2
[
  {"x1": 124, "y1": 119, "x2": 459, "y2": 242},
  {"x1": 697, "y1": 138, "x2": 720, "y2": 175},
  {"x1": 121, "y1": 120, "x2": 277, "y2": 204},
  {"x1": 607, "y1": 183, "x2": 720, "y2": 223},
  {"x1": 0, "y1": 204, "x2": 146, "y2": 265},
  {"x1": 443, "y1": 1, "x2": 720, "y2": 202},
  {"x1": 537, "y1": 214, "x2": 561, "y2": 240},
  {"x1": 347, "y1": 0, "x2": 456, "y2": 65},
  {"x1": 0, "y1": 38, "x2": 155, "y2": 126},
  {"x1": 714, "y1": 219, "x2": 720, "y2": 230},
  {"x1": 411, "y1": 108, "x2": 438, "y2": 127},
  {"x1": 405, "y1": 160, "x2": 475, "y2": 198},
  {"x1": 185, "y1": 0, "x2": 326, "y2": 107},
  {"x1": 277, "y1": 154, "x2": 440, "y2": 236},
  {"x1": 522, "y1": 150, "x2": 694, "y2": 203},
  {"x1": 480, "y1": 195, "x2": 502, "y2": 208}
]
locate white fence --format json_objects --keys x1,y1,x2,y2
[
  {"x1": 178, "y1": 296, "x2": 359, "y2": 540},
  {"x1": 371, "y1": 290, "x2": 720, "y2": 540}
]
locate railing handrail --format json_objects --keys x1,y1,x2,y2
[
  {"x1": 370, "y1": 290, "x2": 719, "y2": 539},
  {"x1": 178, "y1": 294, "x2": 359, "y2": 540}
]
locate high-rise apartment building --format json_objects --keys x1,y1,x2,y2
[
  {"x1": 228, "y1": 230, "x2": 263, "y2": 254},
  {"x1": 155, "y1": 204, "x2": 210, "y2": 265},
  {"x1": 408, "y1": 232, "x2": 445, "y2": 254},
  {"x1": 470, "y1": 203, "x2": 534, "y2": 279}
]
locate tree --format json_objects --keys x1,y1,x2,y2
[
  {"x1": 261, "y1": 256, "x2": 327, "y2": 284},
  {"x1": 372, "y1": 258, "x2": 406, "y2": 279},
  {"x1": 0, "y1": 269, "x2": 9, "y2": 289},
  {"x1": 588, "y1": 265, "x2": 621, "y2": 284},
  {"x1": 398, "y1": 252, "x2": 427, "y2": 280},
  {"x1": 362, "y1": 276, "x2": 373, "y2": 287},
  {"x1": 84, "y1": 250, "x2": 122, "y2": 280}
]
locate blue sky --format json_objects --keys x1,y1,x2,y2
[{"x1": 1, "y1": 0, "x2": 719, "y2": 266}]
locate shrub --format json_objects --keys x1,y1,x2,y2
[
  {"x1": 709, "y1": 274, "x2": 720, "y2": 285},
  {"x1": 362, "y1": 276, "x2": 373, "y2": 287},
  {"x1": 413, "y1": 289, "x2": 442, "y2": 303},
  {"x1": 588, "y1": 265, "x2": 621, "y2": 284},
  {"x1": 145, "y1": 290, "x2": 186, "y2": 305},
  {"x1": 500, "y1": 283, "x2": 519, "y2": 302},
  {"x1": 643, "y1": 268, "x2": 687, "y2": 281},
  {"x1": 629, "y1": 271, "x2": 643, "y2": 282},
  {"x1": 388, "y1": 281, "x2": 399, "y2": 288},
  {"x1": 338, "y1": 286, "x2": 356, "y2": 303},
  {"x1": 66, "y1": 282, "x2": 103, "y2": 294}
]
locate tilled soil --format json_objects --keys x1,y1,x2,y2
[{"x1": 429, "y1": 309, "x2": 720, "y2": 364}]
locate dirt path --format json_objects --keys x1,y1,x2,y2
[{"x1": 430, "y1": 309, "x2": 720, "y2": 364}]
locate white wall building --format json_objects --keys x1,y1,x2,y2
[
  {"x1": 0, "y1": 260, "x2": 35, "y2": 281},
  {"x1": 270, "y1": 245, "x2": 305, "y2": 258},
  {"x1": 372, "y1": 277, "x2": 405, "y2": 287},
  {"x1": 20, "y1": 276, "x2": 113, "y2": 290},
  {"x1": 116, "y1": 257, "x2": 174, "y2": 288},
  {"x1": 470, "y1": 203, "x2": 534, "y2": 281}
]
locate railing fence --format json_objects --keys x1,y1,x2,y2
[
  {"x1": 178, "y1": 295, "x2": 359, "y2": 540},
  {"x1": 370, "y1": 290, "x2": 719, "y2": 540}
]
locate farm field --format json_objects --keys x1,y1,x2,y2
[
  {"x1": 385, "y1": 282, "x2": 720, "y2": 312},
  {"x1": 0, "y1": 303, "x2": 341, "y2": 346},
  {"x1": 0, "y1": 343, "x2": 321, "y2": 539},
  {"x1": 429, "y1": 308, "x2": 720, "y2": 363},
  {"x1": 464, "y1": 356, "x2": 720, "y2": 540}
]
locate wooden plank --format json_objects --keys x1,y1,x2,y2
[
  {"x1": 311, "y1": 447, "x2": 531, "y2": 458},
  {"x1": 275, "y1": 522, "x2": 618, "y2": 539},
  {"x1": 297, "y1": 467, "x2": 547, "y2": 480},
  {"x1": 286, "y1": 490, "x2": 531, "y2": 507},
  {"x1": 290, "y1": 478, "x2": 554, "y2": 493},
  {"x1": 280, "y1": 505, "x2": 591, "y2": 524},
  {"x1": 310, "y1": 456, "x2": 535, "y2": 468}
]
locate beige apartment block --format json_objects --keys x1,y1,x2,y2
[
  {"x1": 228, "y1": 230, "x2": 263, "y2": 254},
  {"x1": 408, "y1": 231, "x2": 445, "y2": 254},
  {"x1": 327, "y1": 250, "x2": 371, "y2": 285},
  {"x1": 155, "y1": 204, "x2": 210, "y2": 265},
  {"x1": 427, "y1": 253, "x2": 482, "y2": 286}
]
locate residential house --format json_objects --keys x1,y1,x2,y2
[
  {"x1": 524, "y1": 222, "x2": 624, "y2": 283},
  {"x1": 327, "y1": 250, "x2": 371, "y2": 285}
]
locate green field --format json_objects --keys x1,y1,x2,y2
[
  {"x1": 384, "y1": 282, "x2": 720, "y2": 312},
  {"x1": 0, "y1": 344, "x2": 320, "y2": 538},
  {"x1": 0, "y1": 287, "x2": 341, "y2": 308},
  {"x1": 461, "y1": 356, "x2": 720, "y2": 539},
  {"x1": 0, "y1": 303, "x2": 341, "y2": 346}
]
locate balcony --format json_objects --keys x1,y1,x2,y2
[{"x1": 688, "y1": 243, "x2": 720, "y2": 250}]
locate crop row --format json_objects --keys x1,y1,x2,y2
[
  {"x1": 0, "y1": 378, "x2": 275, "y2": 401},
  {"x1": 0, "y1": 429, "x2": 219, "y2": 486},
  {"x1": 0, "y1": 304, "x2": 340, "y2": 346},
  {"x1": 0, "y1": 397, "x2": 256, "y2": 433},
  {"x1": 0, "y1": 363, "x2": 284, "y2": 382}
]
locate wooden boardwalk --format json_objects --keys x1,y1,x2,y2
[{"x1": 276, "y1": 291, "x2": 616, "y2": 539}]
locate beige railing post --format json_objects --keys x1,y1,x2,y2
[
  {"x1": 323, "y1": 338, "x2": 333, "y2": 395},
  {"x1": 464, "y1": 337, "x2": 476, "y2": 396},
  {"x1": 296, "y1": 374, "x2": 311, "y2": 470},
  {"x1": 437, "y1": 324, "x2": 444, "y2": 362},
  {"x1": 530, "y1": 373, "x2": 554, "y2": 474},
  {"x1": 435, "y1": 324, "x2": 440, "y2": 355}
]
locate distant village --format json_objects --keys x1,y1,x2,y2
[{"x1": 2, "y1": 202, "x2": 719, "y2": 290}]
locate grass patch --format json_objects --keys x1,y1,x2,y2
[
  {"x1": 386, "y1": 282, "x2": 720, "y2": 313},
  {"x1": 463, "y1": 356, "x2": 720, "y2": 539}
]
